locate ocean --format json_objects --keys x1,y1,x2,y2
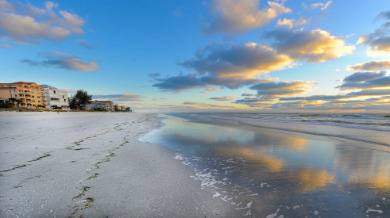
[{"x1": 141, "y1": 113, "x2": 390, "y2": 217}]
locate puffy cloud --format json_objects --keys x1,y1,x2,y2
[
  {"x1": 358, "y1": 10, "x2": 390, "y2": 54},
  {"x1": 154, "y1": 42, "x2": 292, "y2": 92},
  {"x1": 200, "y1": 86, "x2": 221, "y2": 93},
  {"x1": 265, "y1": 29, "x2": 354, "y2": 63},
  {"x1": 209, "y1": 96, "x2": 234, "y2": 101},
  {"x1": 250, "y1": 80, "x2": 316, "y2": 98},
  {"x1": 155, "y1": 27, "x2": 353, "y2": 93},
  {"x1": 181, "y1": 43, "x2": 293, "y2": 77},
  {"x1": 93, "y1": 93, "x2": 143, "y2": 101},
  {"x1": 202, "y1": 0, "x2": 291, "y2": 35},
  {"x1": 343, "y1": 71, "x2": 386, "y2": 82},
  {"x1": 233, "y1": 70, "x2": 390, "y2": 111},
  {"x1": 338, "y1": 71, "x2": 390, "y2": 90},
  {"x1": 22, "y1": 51, "x2": 99, "y2": 72},
  {"x1": 0, "y1": 0, "x2": 84, "y2": 43},
  {"x1": 276, "y1": 17, "x2": 309, "y2": 29},
  {"x1": 310, "y1": 1, "x2": 332, "y2": 11},
  {"x1": 348, "y1": 60, "x2": 390, "y2": 71},
  {"x1": 0, "y1": 0, "x2": 13, "y2": 10},
  {"x1": 153, "y1": 72, "x2": 272, "y2": 92}
]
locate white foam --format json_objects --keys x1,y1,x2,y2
[
  {"x1": 246, "y1": 193, "x2": 258, "y2": 197},
  {"x1": 313, "y1": 210, "x2": 319, "y2": 216},
  {"x1": 212, "y1": 192, "x2": 221, "y2": 198},
  {"x1": 366, "y1": 208, "x2": 383, "y2": 214},
  {"x1": 235, "y1": 201, "x2": 253, "y2": 211},
  {"x1": 293, "y1": 205, "x2": 302, "y2": 210},
  {"x1": 173, "y1": 153, "x2": 184, "y2": 160},
  {"x1": 266, "y1": 208, "x2": 280, "y2": 218}
]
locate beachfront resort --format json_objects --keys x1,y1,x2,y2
[{"x1": 0, "y1": 81, "x2": 131, "y2": 112}]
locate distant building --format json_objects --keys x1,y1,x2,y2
[
  {"x1": 87, "y1": 100, "x2": 114, "y2": 111},
  {"x1": 118, "y1": 105, "x2": 126, "y2": 111},
  {"x1": 42, "y1": 85, "x2": 69, "y2": 109},
  {"x1": 0, "y1": 82, "x2": 47, "y2": 109}
]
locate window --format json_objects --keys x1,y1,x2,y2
[
  {"x1": 14, "y1": 89, "x2": 17, "y2": 93},
  {"x1": 10, "y1": 94, "x2": 12, "y2": 98},
  {"x1": 32, "y1": 96, "x2": 35, "y2": 98},
  {"x1": 15, "y1": 94, "x2": 17, "y2": 97},
  {"x1": 9, "y1": 90, "x2": 11, "y2": 93},
  {"x1": 32, "y1": 91, "x2": 34, "y2": 94},
  {"x1": 53, "y1": 90, "x2": 56, "y2": 94},
  {"x1": 64, "y1": 99, "x2": 67, "y2": 102},
  {"x1": 38, "y1": 100, "x2": 41, "y2": 103}
]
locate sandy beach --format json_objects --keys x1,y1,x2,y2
[{"x1": 0, "y1": 112, "x2": 238, "y2": 217}]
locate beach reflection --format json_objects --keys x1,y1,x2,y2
[{"x1": 142, "y1": 115, "x2": 390, "y2": 217}]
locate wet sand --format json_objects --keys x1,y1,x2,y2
[{"x1": 0, "y1": 112, "x2": 238, "y2": 217}]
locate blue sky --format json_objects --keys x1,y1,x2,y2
[{"x1": 1, "y1": 0, "x2": 390, "y2": 112}]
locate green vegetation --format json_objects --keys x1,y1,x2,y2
[
  {"x1": 8, "y1": 98, "x2": 22, "y2": 109},
  {"x1": 0, "y1": 99, "x2": 13, "y2": 108},
  {"x1": 69, "y1": 90, "x2": 92, "y2": 110},
  {"x1": 51, "y1": 105, "x2": 62, "y2": 109}
]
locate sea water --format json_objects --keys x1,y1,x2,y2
[{"x1": 141, "y1": 113, "x2": 390, "y2": 217}]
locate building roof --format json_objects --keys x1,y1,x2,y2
[{"x1": 11, "y1": 81, "x2": 36, "y2": 85}]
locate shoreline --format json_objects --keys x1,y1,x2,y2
[
  {"x1": 0, "y1": 112, "x2": 238, "y2": 217},
  {"x1": 142, "y1": 113, "x2": 390, "y2": 217}
]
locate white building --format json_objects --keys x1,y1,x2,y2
[{"x1": 42, "y1": 85, "x2": 69, "y2": 109}]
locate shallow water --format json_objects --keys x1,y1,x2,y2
[{"x1": 141, "y1": 114, "x2": 390, "y2": 217}]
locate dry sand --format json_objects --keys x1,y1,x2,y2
[{"x1": 0, "y1": 112, "x2": 238, "y2": 217}]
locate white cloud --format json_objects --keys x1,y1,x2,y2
[
  {"x1": 22, "y1": 51, "x2": 99, "y2": 72},
  {"x1": 310, "y1": 1, "x2": 332, "y2": 11},
  {"x1": 266, "y1": 28, "x2": 355, "y2": 63},
  {"x1": 276, "y1": 17, "x2": 309, "y2": 29},
  {"x1": 209, "y1": 96, "x2": 235, "y2": 101},
  {"x1": 203, "y1": 0, "x2": 291, "y2": 35},
  {"x1": 0, "y1": 0, "x2": 84, "y2": 43}
]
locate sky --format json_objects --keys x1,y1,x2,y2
[{"x1": 1, "y1": 0, "x2": 390, "y2": 112}]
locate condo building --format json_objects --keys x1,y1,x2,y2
[
  {"x1": 87, "y1": 100, "x2": 114, "y2": 111},
  {"x1": 42, "y1": 85, "x2": 69, "y2": 109},
  {"x1": 0, "y1": 82, "x2": 47, "y2": 109}
]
